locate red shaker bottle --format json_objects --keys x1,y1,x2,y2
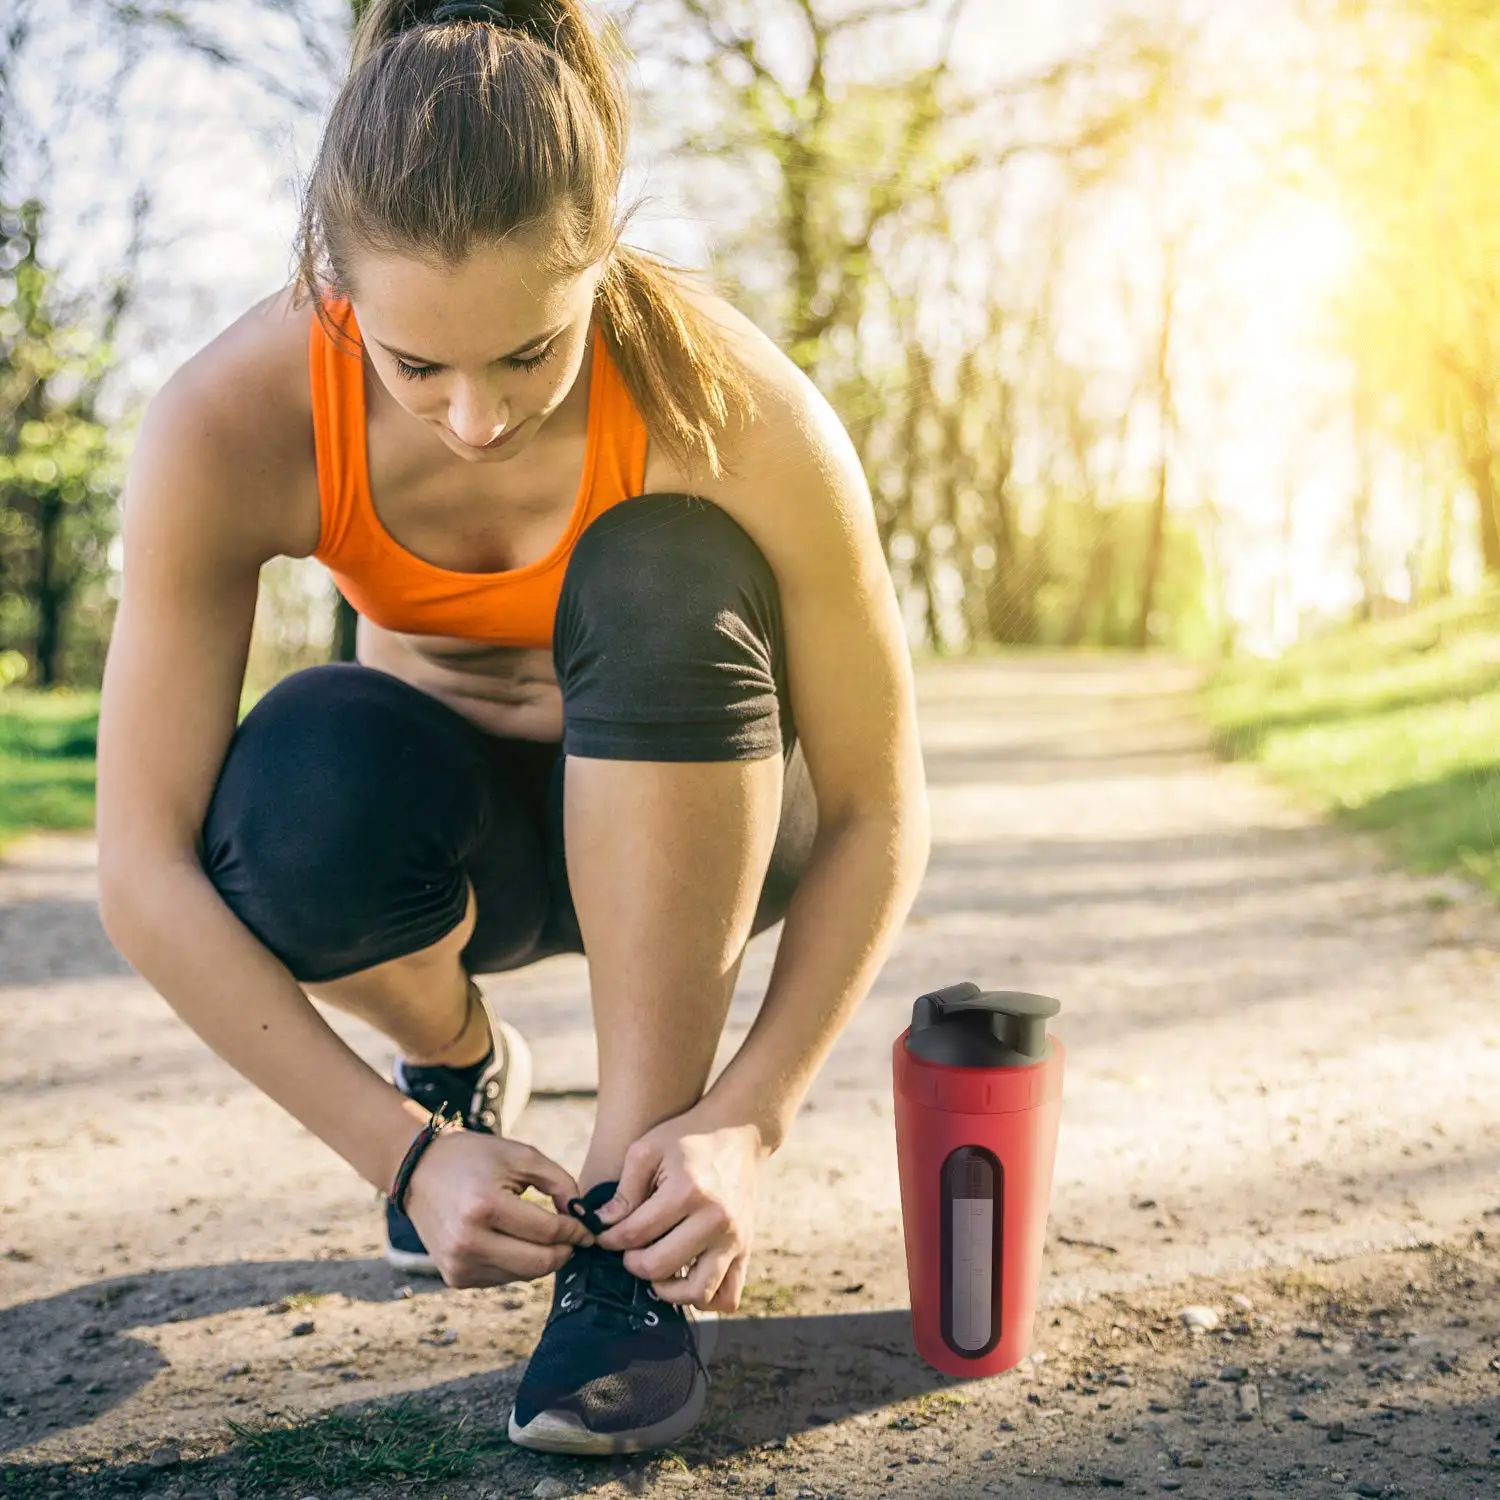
[{"x1": 892, "y1": 981, "x2": 1064, "y2": 1378}]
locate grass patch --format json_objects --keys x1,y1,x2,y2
[
  {"x1": 0, "y1": 683, "x2": 269, "y2": 857},
  {"x1": 226, "y1": 1395, "x2": 489, "y2": 1491},
  {"x1": 1200, "y1": 588, "x2": 1500, "y2": 896},
  {"x1": 0, "y1": 689, "x2": 100, "y2": 853}
]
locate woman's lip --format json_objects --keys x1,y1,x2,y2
[{"x1": 451, "y1": 425, "x2": 519, "y2": 451}]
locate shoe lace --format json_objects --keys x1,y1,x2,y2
[{"x1": 558, "y1": 1215, "x2": 709, "y2": 1384}]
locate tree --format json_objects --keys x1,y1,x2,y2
[
  {"x1": 1327, "y1": 0, "x2": 1500, "y2": 576},
  {"x1": 0, "y1": 198, "x2": 133, "y2": 686}
]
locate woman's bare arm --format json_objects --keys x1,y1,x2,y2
[{"x1": 96, "y1": 316, "x2": 441, "y2": 1194}]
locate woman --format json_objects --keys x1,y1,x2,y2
[{"x1": 95, "y1": 0, "x2": 929, "y2": 1460}]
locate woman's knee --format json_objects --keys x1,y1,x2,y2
[
  {"x1": 200, "y1": 664, "x2": 489, "y2": 981},
  {"x1": 552, "y1": 493, "x2": 792, "y2": 762}
]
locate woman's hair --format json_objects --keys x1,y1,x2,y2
[{"x1": 292, "y1": 0, "x2": 757, "y2": 480}]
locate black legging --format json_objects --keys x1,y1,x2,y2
[{"x1": 198, "y1": 493, "x2": 818, "y2": 984}]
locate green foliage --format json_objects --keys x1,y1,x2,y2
[
  {"x1": 0, "y1": 688, "x2": 100, "y2": 854},
  {"x1": 1328, "y1": 0, "x2": 1500, "y2": 569},
  {"x1": 1029, "y1": 496, "x2": 1213, "y2": 653},
  {"x1": 225, "y1": 1396, "x2": 491, "y2": 1490},
  {"x1": 1201, "y1": 586, "x2": 1500, "y2": 894},
  {"x1": 0, "y1": 199, "x2": 125, "y2": 689}
]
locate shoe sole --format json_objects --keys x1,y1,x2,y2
[
  {"x1": 383, "y1": 995, "x2": 534, "y2": 1274},
  {"x1": 506, "y1": 1310, "x2": 720, "y2": 1455}
]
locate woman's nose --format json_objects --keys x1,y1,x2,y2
[{"x1": 446, "y1": 387, "x2": 510, "y2": 447}]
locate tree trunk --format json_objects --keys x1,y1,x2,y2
[
  {"x1": 1467, "y1": 440, "x2": 1500, "y2": 577},
  {"x1": 1065, "y1": 512, "x2": 1116, "y2": 648},
  {"x1": 33, "y1": 490, "x2": 67, "y2": 688},
  {"x1": 332, "y1": 591, "x2": 359, "y2": 662},
  {"x1": 1133, "y1": 245, "x2": 1175, "y2": 650}
]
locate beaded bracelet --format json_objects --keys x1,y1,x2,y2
[{"x1": 388, "y1": 1105, "x2": 462, "y2": 1217}]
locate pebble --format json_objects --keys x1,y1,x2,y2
[
  {"x1": 290, "y1": 1320, "x2": 315, "y2": 1337},
  {"x1": 1230, "y1": 1293, "x2": 1255, "y2": 1312},
  {"x1": 1179, "y1": 1305, "x2": 1219, "y2": 1333},
  {"x1": 1159, "y1": 1483, "x2": 1182, "y2": 1493},
  {"x1": 1148, "y1": 1400, "x2": 1171, "y2": 1413},
  {"x1": 221, "y1": 1363, "x2": 250, "y2": 1379},
  {"x1": 1236, "y1": 1383, "x2": 1261, "y2": 1420},
  {"x1": 530, "y1": 1481, "x2": 571, "y2": 1500},
  {"x1": 1109, "y1": 1373, "x2": 1134, "y2": 1387},
  {"x1": 979, "y1": 1449, "x2": 995, "y2": 1460},
  {"x1": 148, "y1": 1448, "x2": 180, "y2": 1469},
  {"x1": 1218, "y1": 1366, "x2": 1249, "y2": 1383}
]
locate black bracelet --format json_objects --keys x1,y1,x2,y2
[{"x1": 388, "y1": 1106, "x2": 461, "y2": 1216}]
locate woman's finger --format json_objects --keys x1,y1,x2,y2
[
  {"x1": 657, "y1": 1240, "x2": 738, "y2": 1309},
  {"x1": 451, "y1": 1226, "x2": 575, "y2": 1288},
  {"x1": 703, "y1": 1252, "x2": 748, "y2": 1313},
  {"x1": 596, "y1": 1183, "x2": 691, "y2": 1252},
  {"x1": 485, "y1": 1188, "x2": 593, "y2": 1246},
  {"x1": 621, "y1": 1209, "x2": 721, "y2": 1285},
  {"x1": 504, "y1": 1142, "x2": 580, "y2": 1204}
]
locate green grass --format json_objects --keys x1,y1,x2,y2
[
  {"x1": 1200, "y1": 587, "x2": 1500, "y2": 896},
  {"x1": 0, "y1": 688, "x2": 100, "y2": 854},
  {"x1": 225, "y1": 1395, "x2": 490, "y2": 1490},
  {"x1": 0, "y1": 684, "x2": 268, "y2": 857}
]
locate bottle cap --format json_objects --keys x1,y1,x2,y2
[{"x1": 904, "y1": 981, "x2": 1061, "y2": 1068}]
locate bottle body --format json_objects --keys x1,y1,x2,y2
[{"x1": 892, "y1": 1027, "x2": 1065, "y2": 1377}]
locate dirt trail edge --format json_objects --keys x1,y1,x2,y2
[{"x1": 2, "y1": 654, "x2": 1497, "y2": 1498}]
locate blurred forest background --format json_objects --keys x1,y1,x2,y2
[{"x1": 0, "y1": 0, "x2": 1497, "y2": 881}]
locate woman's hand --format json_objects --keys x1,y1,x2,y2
[
  {"x1": 402, "y1": 1129, "x2": 596, "y2": 1289},
  {"x1": 590, "y1": 1107, "x2": 769, "y2": 1312}
]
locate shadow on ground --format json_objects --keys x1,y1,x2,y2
[{"x1": 0, "y1": 1259, "x2": 954, "y2": 1477}]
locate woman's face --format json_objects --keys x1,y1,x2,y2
[{"x1": 347, "y1": 237, "x2": 604, "y2": 463}]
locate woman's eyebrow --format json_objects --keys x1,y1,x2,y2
[{"x1": 369, "y1": 324, "x2": 568, "y2": 364}]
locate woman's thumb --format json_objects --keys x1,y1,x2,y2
[{"x1": 596, "y1": 1145, "x2": 658, "y2": 1226}]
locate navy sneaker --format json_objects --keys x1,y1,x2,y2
[
  {"x1": 384, "y1": 977, "x2": 533, "y2": 1274},
  {"x1": 507, "y1": 1178, "x2": 719, "y2": 1454}
]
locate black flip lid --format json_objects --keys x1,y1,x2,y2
[{"x1": 904, "y1": 981, "x2": 1061, "y2": 1068}]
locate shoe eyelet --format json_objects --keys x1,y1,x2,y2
[
  {"x1": 484, "y1": 1081, "x2": 500, "y2": 1098},
  {"x1": 479, "y1": 1109, "x2": 496, "y2": 1128},
  {"x1": 646, "y1": 1286, "x2": 660, "y2": 1300},
  {"x1": 560, "y1": 1292, "x2": 574, "y2": 1309},
  {"x1": 565, "y1": 1272, "x2": 577, "y2": 1283},
  {"x1": 644, "y1": 1311, "x2": 659, "y2": 1327}
]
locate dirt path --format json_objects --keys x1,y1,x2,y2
[{"x1": 2, "y1": 654, "x2": 1497, "y2": 1498}]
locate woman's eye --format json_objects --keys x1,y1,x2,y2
[
  {"x1": 393, "y1": 344, "x2": 558, "y2": 379},
  {"x1": 511, "y1": 343, "x2": 559, "y2": 374}
]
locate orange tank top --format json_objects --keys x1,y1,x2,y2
[{"x1": 308, "y1": 297, "x2": 649, "y2": 650}]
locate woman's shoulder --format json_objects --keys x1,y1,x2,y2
[
  {"x1": 667, "y1": 271, "x2": 797, "y2": 403},
  {"x1": 143, "y1": 286, "x2": 323, "y2": 558},
  {"x1": 659, "y1": 271, "x2": 852, "y2": 495}
]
